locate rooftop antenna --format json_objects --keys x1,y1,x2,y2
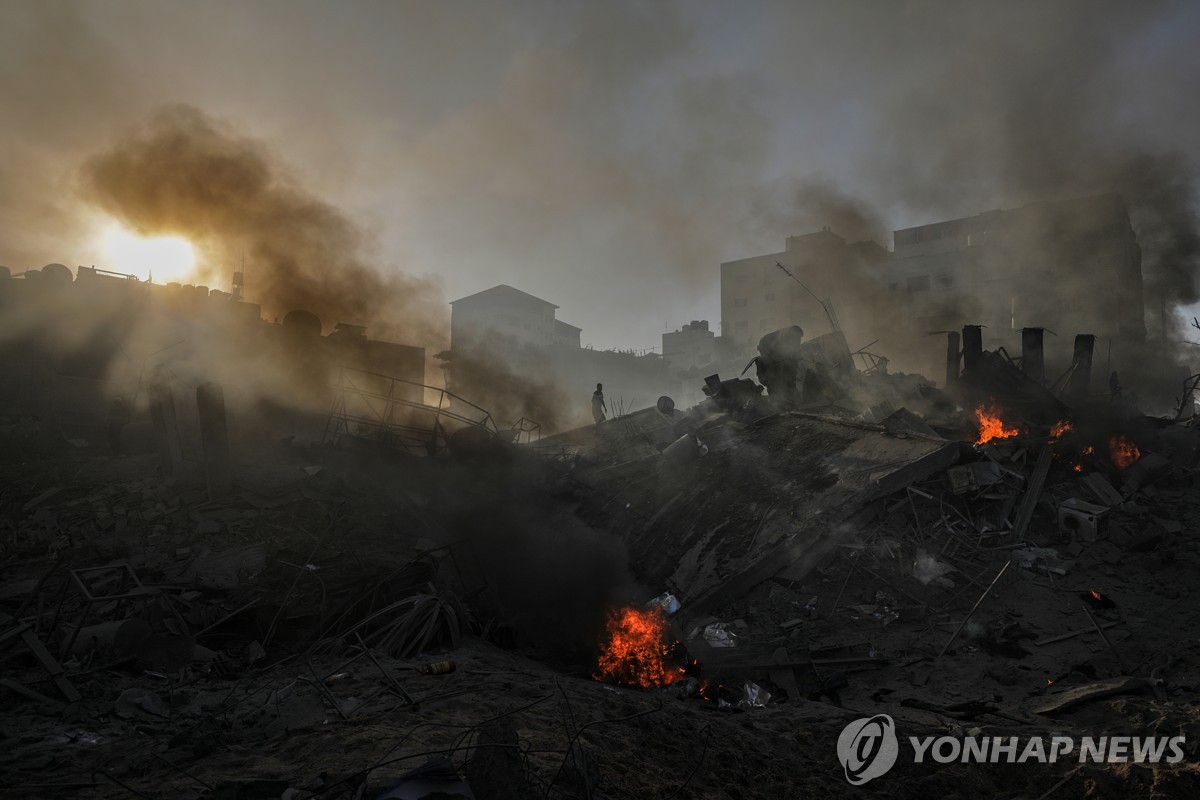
[{"x1": 775, "y1": 261, "x2": 840, "y2": 332}]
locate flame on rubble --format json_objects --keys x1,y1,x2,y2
[
  {"x1": 595, "y1": 606, "x2": 680, "y2": 688},
  {"x1": 1109, "y1": 435, "x2": 1141, "y2": 470},
  {"x1": 974, "y1": 403, "x2": 1022, "y2": 445},
  {"x1": 1049, "y1": 421, "x2": 1073, "y2": 441}
]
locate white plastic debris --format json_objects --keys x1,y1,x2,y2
[
  {"x1": 703, "y1": 622, "x2": 739, "y2": 648},
  {"x1": 1012, "y1": 546, "x2": 1071, "y2": 577},
  {"x1": 738, "y1": 681, "x2": 771, "y2": 709},
  {"x1": 912, "y1": 551, "x2": 954, "y2": 585},
  {"x1": 648, "y1": 592, "x2": 681, "y2": 615}
]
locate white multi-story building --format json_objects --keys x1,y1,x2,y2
[{"x1": 450, "y1": 284, "x2": 580, "y2": 352}]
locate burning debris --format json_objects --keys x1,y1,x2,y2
[
  {"x1": 975, "y1": 402, "x2": 1024, "y2": 444},
  {"x1": 1109, "y1": 434, "x2": 1142, "y2": 470},
  {"x1": 595, "y1": 605, "x2": 681, "y2": 688}
]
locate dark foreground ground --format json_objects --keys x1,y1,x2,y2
[{"x1": 3, "y1": 409, "x2": 1200, "y2": 799}]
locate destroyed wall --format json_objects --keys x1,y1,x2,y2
[
  {"x1": 719, "y1": 229, "x2": 885, "y2": 353},
  {"x1": 890, "y1": 193, "x2": 1146, "y2": 379},
  {"x1": 0, "y1": 266, "x2": 427, "y2": 454}
]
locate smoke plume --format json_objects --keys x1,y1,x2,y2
[{"x1": 79, "y1": 106, "x2": 444, "y2": 345}]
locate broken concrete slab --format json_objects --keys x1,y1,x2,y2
[
  {"x1": 880, "y1": 407, "x2": 941, "y2": 439},
  {"x1": 577, "y1": 413, "x2": 958, "y2": 619}
]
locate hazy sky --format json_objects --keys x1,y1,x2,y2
[{"x1": 3, "y1": 0, "x2": 1199, "y2": 351}]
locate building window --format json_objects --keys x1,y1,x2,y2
[
  {"x1": 935, "y1": 273, "x2": 954, "y2": 289},
  {"x1": 907, "y1": 275, "x2": 930, "y2": 292},
  {"x1": 735, "y1": 321, "x2": 748, "y2": 332},
  {"x1": 734, "y1": 298, "x2": 748, "y2": 308}
]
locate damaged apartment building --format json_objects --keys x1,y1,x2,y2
[
  {"x1": 445, "y1": 194, "x2": 1148, "y2": 432},
  {"x1": 0, "y1": 264, "x2": 425, "y2": 452},
  {"x1": 719, "y1": 193, "x2": 1146, "y2": 384}
]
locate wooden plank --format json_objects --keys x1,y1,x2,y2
[
  {"x1": 1033, "y1": 676, "x2": 1144, "y2": 715},
  {"x1": 1033, "y1": 621, "x2": 1119, "y2": 646},
  {"x1": 1081, "y1": 473, "x2": 1124, "y2": 507},
  {"x1": 21, "y1": 631, "x2": 81, "y2": 702},
  {"x1": 0, "y1": 678, "x2": 63, "y2": 706},
  {"x1": 1012, "y1": 446, "x2": 1053, "y2": 539}
]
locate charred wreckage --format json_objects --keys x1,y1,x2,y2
[{"x1": 3, "y1": 263, "x2": 1200, "y2": 799}]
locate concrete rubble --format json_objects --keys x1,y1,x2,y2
[{"x1": 3, "y1": 324, "x2": 1200, "y2": 799}]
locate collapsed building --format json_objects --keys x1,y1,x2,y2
[
  {"x1": 0, "y1": 263, "x2": 425, "y2": 455},
  {"x1": 3, "y1": 193, "x2": 1200, "y2": 798},
  {"x1": 720, "y1": 193, "x2": 1148, "y2": 383}
]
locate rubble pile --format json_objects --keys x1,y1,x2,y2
[{"x1": 4, "y1": 329, "x2": 1200, "y2": 798}]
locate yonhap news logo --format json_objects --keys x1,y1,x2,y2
[
  {"x1": 837, "y1": 714, "x2": 899, "y2": 785},
  {"x1": 836, "y1": 715, "x2": 1187, "y2": 785}
]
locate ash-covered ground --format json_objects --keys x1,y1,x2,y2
[{"x1": 4, "y1": 341, "x2": 1200, "y2": 800}]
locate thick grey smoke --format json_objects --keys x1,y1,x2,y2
[
  {"x1": 2, "y1": 1, "x2": 1200, "y2": 388},
  {"x1": 79, "y1": 105, "x2": 444, "y2": 344}
]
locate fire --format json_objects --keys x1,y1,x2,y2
[
  {"x1": 1109, "y1": 435, "x2": 1141, "y2": 470},
  {"x1": 1049, "y1": 420, "x2": 1073, "y2": 441},
  {"x1": 596, "y1": 606, "x2": 680, "y2": 688},
  {"x1": 1091, "y1": 589, "x2": 1103, "y2": 602},
  {"x1": 974, "y1": 403, "x2": 1022, "y2": 445}
]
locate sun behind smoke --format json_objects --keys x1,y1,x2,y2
[{"x1": 101, "y1": 223, "x2": 196, "y2": 283}]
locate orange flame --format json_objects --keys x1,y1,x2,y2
[
  {"x1": 974, "y1": 403, "x2": 1022, "y2": 445},
  {"x1": 596, "y1": 606, "x2": 680, "y2": 688},
  {"x1": 1091, "y1": 589, "x2": 1103, "y2": 602},
  {"x1": 1109, "y1": 435, "x2": 1141, "y2": 470},
  {"x1": 1049, "y1": 421, "x2": 1073, "y2": 441}
]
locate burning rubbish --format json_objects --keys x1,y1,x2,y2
[
  {"x1": 595, "y1": 606, "x2": 681, "y2": 688},
  {"x1": 1109, "y1": 434, "x2": 1142, "y2": 470},
  {"x1": 974, "y1": 403, "x2": 1023, "y2": 444},
  {"x1": 1050, "y1": 420, "x2": 1073, "y2": 441}
]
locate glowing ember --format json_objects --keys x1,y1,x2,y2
[
  {"x1": 1049, "y1": 421, "x2": 1073, "y2": 441},
  {"x1": 1109, "y1": 435, "x2": 1141, "y2": 470},
  {"x1": 1091, "y1": 589, "x2": 1103, "y2": 602},
  {"x1": 596, "y1": 606, "x2": 680, "y2": 688},
  {"x1": 974, "y1": 403, "x2": 1022, "y2": 445}
]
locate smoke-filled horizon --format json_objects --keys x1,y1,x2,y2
[{"x1": 3, "y1": 0, "x2": 1200, "y2": 357}]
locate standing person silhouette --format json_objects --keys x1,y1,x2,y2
[{"x1": 592, "y1": 383, "x2": 608, "y2": 427}]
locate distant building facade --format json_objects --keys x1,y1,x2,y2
[
  {"x1": 448, "y1": 284, "x2": 678, "y2": 429},
  {"x1": 450, "y1": 284, "x2": 575, "y2": 353},
  {"x1": 720, "y1": 229, "x2": 889, "y2": 354},
  {"x1": 719, "y1": 194, "x2": 1146, "y2": 382},
  {"x1": 889, "y1": 193, "x2": 1145, "y2": 346},
  {"x1": 662, "y1": 320, "x2": 716, "y2": 372}
]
